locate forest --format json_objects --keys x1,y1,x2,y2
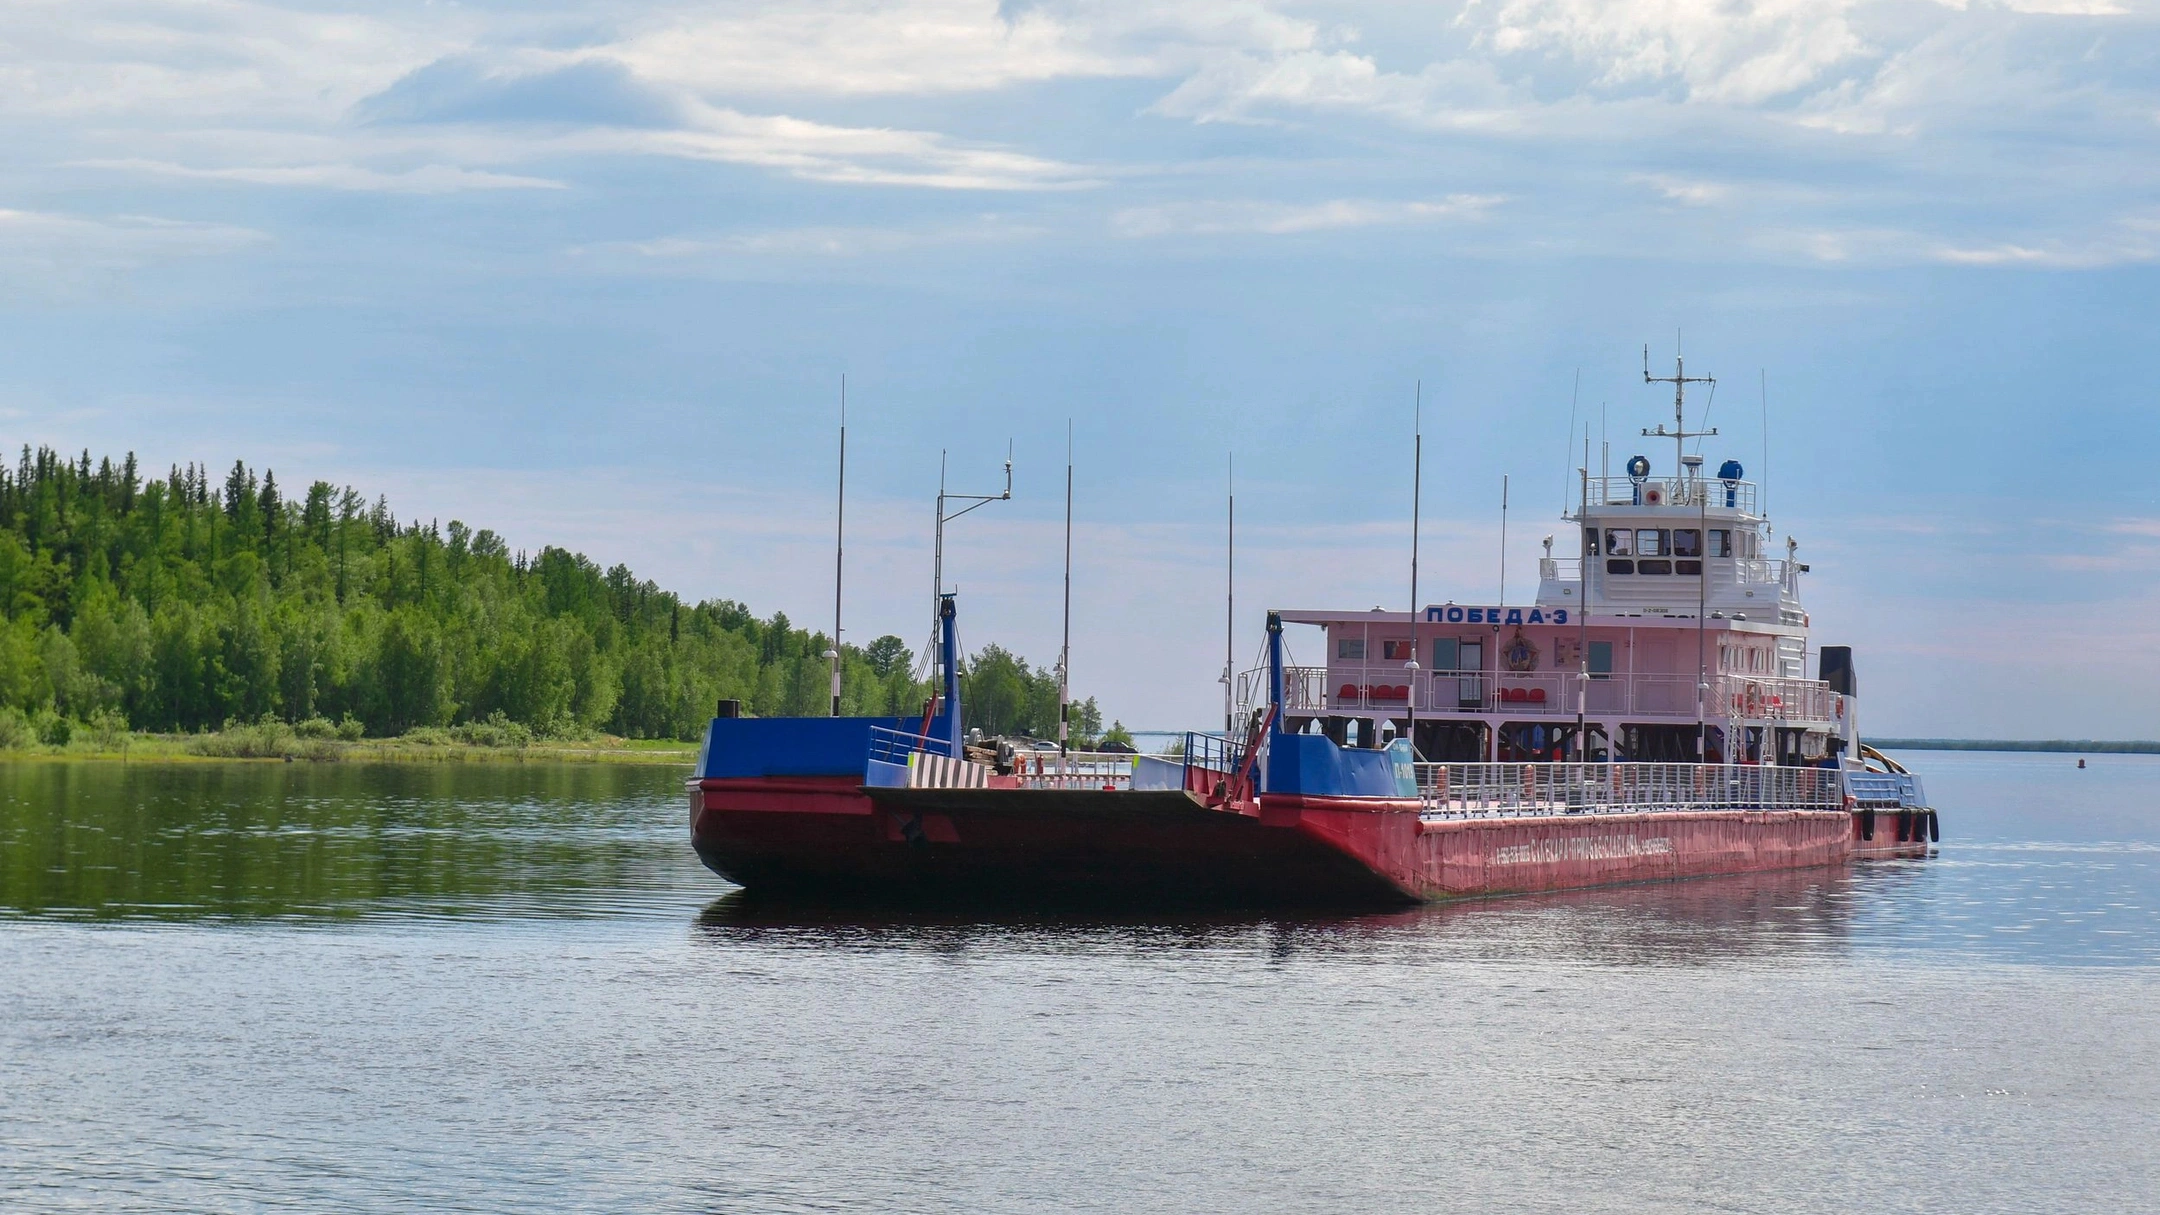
[{"x1": 0, "y1": 446, "x2": 1103, "y2": 744}]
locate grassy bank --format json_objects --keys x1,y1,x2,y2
[{"x1": 0, "y1": 718, "x2": 696, "y2": 765}]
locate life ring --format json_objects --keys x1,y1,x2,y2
[{"x1": 1743, "y1": 682, "x2": 1764, "y2": 717}]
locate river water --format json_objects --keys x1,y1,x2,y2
[{"x1": 2, "y1": 751, "x2": 2155, "y2": 1213}]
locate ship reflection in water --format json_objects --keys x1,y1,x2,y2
[{"x1": 704, "y1": 860, "x2": 1944, "y2": 964}]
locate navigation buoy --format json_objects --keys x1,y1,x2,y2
[{"x1": 2078, "y1": 758, "x2": 2086, "y2": 769}]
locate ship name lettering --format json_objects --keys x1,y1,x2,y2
[
  {"x1": 1490, "y1": 836, "x2": 1674, "y2": 866},
  {"x1": 1423, "y1": 607, "x2": 1566, "y2": 624}
]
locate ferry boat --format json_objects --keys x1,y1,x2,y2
[{"x1": 690, "y1": 362, "x2": 1937, "y2": 906}]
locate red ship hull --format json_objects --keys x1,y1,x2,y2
[{"x1": 691, "y1": 777, "x2": 1931, "y2": 906}]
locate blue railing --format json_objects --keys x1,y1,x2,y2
[
  {"x1": 1180, "y1": 731, "x2": 1253, "y2": 801},
  {"x1": 1844, "y1": 769, "x2": 1927, "y2": 809},
  {"x1": 869, "y1": 724, "x2": 952, "y2": 766}
]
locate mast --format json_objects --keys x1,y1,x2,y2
[
  {"x1": 1223, "y1": 453, "x2": 1235, "y2": 736},
  {"x1": 1643, "y1": 343, "x2": 1718, "y2": 764},
  {"x1": 1641, "y1": 345, "x2": 1717, "y2": 474},
  {"x1": 829, "y1": 376, "x2": 846, "y2": 717},
  {"x1": 929, "y1": 444, "x2": 1015, "y2": 731},
  {"x1": 1060, "y1": 422, "x2": 1072, "y2": 759},
  {"x1": 1498, "y1": 474, "x2": 1508, "y2": 606},
  {"x1": 1697, "y1": 457, "x2": 1709, "y2": 762},
  {"x1": 1407, "y1": 383, "x2": 1422, "y2": 758},
  {"x1": 1578, "y1": 428, "x2": 1590, "y2": 762}
]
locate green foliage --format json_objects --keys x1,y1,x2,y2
[
  {"x1": 0, "y1": 445, "x2": 968, "y2": 741},
  {"x1": 956, "y1": 646, "x2": 1103, "y2": 743}
]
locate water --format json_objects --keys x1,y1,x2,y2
[{"x1": 2, "y1": 752, "x2": 2156, "y2": 1213}]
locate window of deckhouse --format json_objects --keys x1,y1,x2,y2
[
  {"x1": 1585, "y1": 529, "x2": 1600, "y2": 556},
  {"x1": 1605, "y1": 529, "x2": 1632, "y2": 556},
  {"x1": 1636, "y1": 529, "x2": 1666, "y2": 556},
  {"x1": 1431, "y1": 638, "x2": 1459, "y2": 672},
  {"x1": 1709, "y1": 530, "x2": 1733, "y2": 558},
  {"x1": 1672, "y1": 529, "x2": 1701, "y2": 557},
  {"x1": 1382, "y1": 640, "x2": 1414, "y2": 661},
  {"x1": 1337, "y1": 638, "x2": 1365, "y2": 660}
]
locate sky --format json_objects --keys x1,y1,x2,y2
[{"x1": 3, "y1": 0, "x2": 2158, "y2": 738}]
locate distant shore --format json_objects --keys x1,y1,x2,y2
[
  {"x1": 1872, "y1": 738, "x2": 2160, "y2": 755},
  {"x1": 0, "y1": 727, "x2": 697, "y2": 765}
]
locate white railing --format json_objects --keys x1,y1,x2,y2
[
  {"x1": 1416, "y1": 761, "x2": 1845, "y2": 819},
  {"x1": 1238, "y1": 667, "x2": 1329, "y2": 717},
  {"x1": 1008, "y1": 750, "x2": 1137, "y2": 790},
  {"x1": 1587, "y1": 476, "x2": 1758, "y2": 514},
  {"x1": 1544, "y1": 555, "x2": 1797, "y2": 589},
  {"x1": 1257, "y1": 666, "x2": 1839, "y2": 723}
]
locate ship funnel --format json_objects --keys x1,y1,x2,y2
[{"x1": 1820, "y1": 646, "x2": 1856, "y2": 697}]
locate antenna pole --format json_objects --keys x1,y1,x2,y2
[
  {"x1": 1760, "y1": 368, "x2": 1770, "y2": 526},
  {"x1": 830, "y1": 376, "x2": 846, "y2": 717},
  {"x1": 1697, "y1": 464, "x2": 1709, "y2": 763},
  {"x1": 1578, "y1": 426, "x2": 1591, "y2": 762},
  {"x1": 1224, "y1": 452, "x2": 1235, "y2": 736},
  {"x1": 1407, "y1": 381, "x2": 1423, "y2": 757},
  {"x1": 1560, "y1": 368, "x2": 1579, "y2": 514},
  {"x1": 1060, "y1": 421, "x2": 1073, "y2": 760},
  {"x1": 1498, "y1": 474, "x2": 1509, "y2": 607}
]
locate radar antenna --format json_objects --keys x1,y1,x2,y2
[{"x1": 1642, "y1": 344, "x2": 1717, "y2": 473}]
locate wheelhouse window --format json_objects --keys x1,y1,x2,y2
[
  {"x1": 1606, "y1": 559, "x2": 1635, "y2": 575},
  {"x1": 1672, "y1": 529, "x2": 1701, "y2": 557},
  {"x1": 1740, "y1": 531, "x2": 1759, "y2": 559},
  {"x1": 1635, "y1": 529, "x2": 1666, "y2": 556},
  {"x1": 1337, "y1": 638, "x2": 1365, "y2": 660},
  {"x1": 1605, "y1": 529, "x2": 1632, "y2": 556},
  {"x1": 1636, "y1": 559, "x2": 1673, "y2": 575},
  {"x1": 1709, "y1": 529, "x2": 1733, "y2": 558},
  {"x1": 1584, "y1": 529, "x2": 1601, "y2": 556}
]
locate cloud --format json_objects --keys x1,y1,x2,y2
[
  {"x1": 1152, "y1": 48, "x2": 1519, "y2": 128},
  {"x1": 1632, "y1": 173, "x2": 1731, "y2": 205},
  {"x1": 597, "y1": 103, "x2": 1099, "y2": 189},
  {"x1": 0, "y1": 207, "x2": 268, "y2": 297},
  {"x1": 1113, "y1": 194, "x2": 1504, "y2": 236},
  {"x1": 0, "y1": 207, "x2": 268, "y2": 268},
  {"x1": 357, "y1": 55, "x2": 685, "y2": 128},
  {"x1": 72, "y1": 159, "x2": 566, "y2": 193},
  {"x1": 0, "y1": 0, "x2": 448, "y2": 121},
  {"x1": 1475, "y1": 0, "x2": 1872, "y2": 105},
  {"x1": 605, "y1": 0, "x2": 1139, "y2": 97},
  {"x1": 573, "y1": 217, "x2": 1043, "y2": 266},
  {"x1": 1747, "y1": 209, "x2": 2160, "y2": 268}
]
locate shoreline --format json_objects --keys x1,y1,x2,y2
[
  {"x1": 0, "y1": 734, "x2": 698, "y2": 766},
  {"x1": 1873, "y1": 738, "x2": 2160, "y2": 756}
]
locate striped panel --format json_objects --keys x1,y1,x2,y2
[{"x1": 906, "y1": 751, "x2": 990, "y2": 789}]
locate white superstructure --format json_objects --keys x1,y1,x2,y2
[{"x1": 1243, "y1": 355, "x2": 1860, "y2": 767}]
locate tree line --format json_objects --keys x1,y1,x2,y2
[{"x1": 0, "y1": 446, "x2": 1105, "y2": 743}]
